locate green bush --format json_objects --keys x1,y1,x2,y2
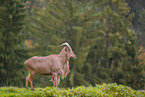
[{"x1": 0, "y1": 83, "x2": 144, "y2": 97}]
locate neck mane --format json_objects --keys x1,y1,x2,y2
[{"x1": 59, "y1": 47, "x2": 70, "y2": 78}]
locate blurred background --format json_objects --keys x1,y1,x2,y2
[{"x1": 0, "y1": 0, "x2": 145, "y2": 89}]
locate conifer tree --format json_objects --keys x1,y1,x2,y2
[
  {"x1": 126, "y1": 0, "x2": 145, "y2": 47},
  {"x1": 137, "y1": 9, "x2": 145, "y2": 47},
  {"x1": 0, "y1": 0, "x2": 27, "y2": 86},
  {"x1": 85, "y1": 0, "x2": 145, "y2": 89}
]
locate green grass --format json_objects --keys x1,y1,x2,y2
[{"x1": 0, "y1": 83, "x2": 144, "y2": 97}]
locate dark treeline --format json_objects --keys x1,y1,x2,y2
[{"x1": 0, "y1": 0, "x2": 145, "y2": 89}]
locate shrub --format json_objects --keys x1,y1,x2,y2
[{"x1": 0, "y1": 83, "x2": 144, "y2": 97}]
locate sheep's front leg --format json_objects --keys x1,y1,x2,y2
[
  {"x1": 52, "y1": 73, "x2": 58, "y2": 87},
  {"x1": 57, "y1": 75, "x2": 60, "y2": 86}
]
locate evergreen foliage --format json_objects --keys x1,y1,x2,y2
[
  {"x1": 126, "y1": 0, "x2": 145, "y2": 47},
  {"x1": 137, "y1": 8, "x2": 145, "y2": 47},
  {"x1": 85, "y1": 0, "x2": 145, "y2": 89},
  {"x1": 0, "y1": 0, "x2": 27, "y2": 86}
]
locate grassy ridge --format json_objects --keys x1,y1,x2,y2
[{"x1": 0, "y1": 83, "x2": 144, "y2": 97}]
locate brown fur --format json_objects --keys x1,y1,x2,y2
[{"x1": 24, "y1": 43, "x2": 76, "y2": 90}]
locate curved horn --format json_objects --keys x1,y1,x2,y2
[{"x1": 58, "y1": 42, "x2": 71, "y2": 48}]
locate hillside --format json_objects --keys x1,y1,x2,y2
[{"x1": 0, "y1": 83, "x2": 144, "y2": 97}]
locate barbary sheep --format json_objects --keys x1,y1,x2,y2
[{"x1": 24, "y1": 42, "x2": 76, "y2": 90}]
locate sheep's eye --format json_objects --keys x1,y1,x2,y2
[
  {"x1": 65, "y1": 47, "x2": 70, "y2": 52},
  {"x1": 65, "y1": 48, "x2": 68, "y2": 51}
]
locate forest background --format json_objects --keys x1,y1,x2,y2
[{"x1": 0, "y1": 0, "x2": 145, "y2": 90}]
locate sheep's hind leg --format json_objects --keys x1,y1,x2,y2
[
  {"x1": 25, "y1": 72, "x2": 30, "y2": 89},
  {"x1": 52, "y1": 73, "x2": 58, "y2": 87}
]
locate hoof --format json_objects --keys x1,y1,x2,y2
[
  {"x1": 31, "y1": 88, "x2": 35, "y2": 91},
  {"x1": 25, "y1": 87, "x2": 29, "y2": 89}
]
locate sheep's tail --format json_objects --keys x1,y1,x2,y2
[{"x1": 24, "y1": 60, "x2": 29, "y2": 71}]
